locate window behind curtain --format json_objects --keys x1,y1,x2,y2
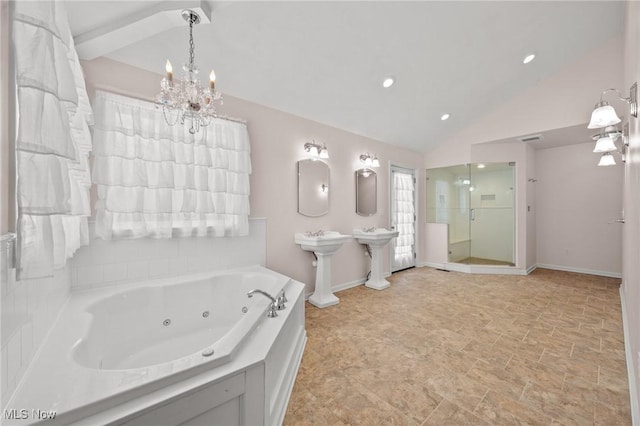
[{"x1": 92, "y1": 91, "x2": 251, "y2": 240}]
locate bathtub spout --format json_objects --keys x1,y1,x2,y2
[{"x1": 247, "y1": 289, "x2": 278, "y2": 318}]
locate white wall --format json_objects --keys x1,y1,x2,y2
[
  {"x1": 425, "y1": 36, "x2": 623, "y2": 169},
  {"x1": 80, "y1": 58, "x2": 426, "y2": 297},
  {"x1": 621, "y1": 0, "x2": 640, "y2": 419},
  {"x1": 526, "y1": 144, "x2": 536, "y2": 271},
  {"x1": 535, "y1": 142, "x2": 623, "y2": 277}
]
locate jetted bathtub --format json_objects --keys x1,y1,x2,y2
[{"x1": 6, "y1": 265, "x2": 307, "y2": 426}]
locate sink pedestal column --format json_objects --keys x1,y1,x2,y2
[
  {"x1": 365, "y1": 243, "x2": 390, "y2": 290},
  {"x1": 308, "y1": 251, "x2": 340, "y2": 308}
]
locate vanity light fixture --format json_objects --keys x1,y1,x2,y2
[
  {"x1": 359, "y1": 153, "x2": 380, "y2": 168},
  {"x1": 587, "y1": 83, "x2": 638, "y2": 129},
  {"x1": 156, "y1": 9, "x2": 222, "y2": 134},
  {"x1": 598, "y1": 152, "x2": 616, "y2": 167},
  {"x1": 304, "y1": 141, "x2": 329, "y2": 159},
  {"x1": 523, "y1": 54, "x2": 536, "y2": 64}
]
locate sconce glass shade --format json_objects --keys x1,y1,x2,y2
[
  {"x1": 360, "y1": 153, "x2": 379, "y2": 168},
  {"x1": 598, "y1": 152, "x2": 616, "y2": 166},
  {"x1": 593, "y1": 136, "x2": 617, "y2": 153},
  {"x1": 304, "y1": 141, "x2": 328, "y2": 159},
  {"x1": 588, "y1": 102, "x2": 621, "y2": 129}
]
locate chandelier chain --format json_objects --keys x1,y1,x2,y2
[{"x1": 188, "y1": 19, "x2": 195, "y2": 68}]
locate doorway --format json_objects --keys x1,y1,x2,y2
[{"x1": 390, "y1": 166, "x2": 416, "y2": 272}]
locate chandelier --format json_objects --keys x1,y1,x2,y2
[{"x1": 156, "y1": 9, "x2": 222, "y2": 134}]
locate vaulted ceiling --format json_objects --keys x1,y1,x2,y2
[{"x1": 66, "y1": 1, "x2": 624, "y2": 153}]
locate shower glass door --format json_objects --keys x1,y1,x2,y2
[
  {"x1": 426, "y1": 162, "x2": 515, "y2": 266},
  {"x1": 468, "y1": 163, "x2": 515, "y2": 266}
]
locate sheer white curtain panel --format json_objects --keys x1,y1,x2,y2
[
  {"x1": 393, "y1": 172, "x2": 415, "y2": 269},
  {"x1": 92, "y1": 91, "x2": 251, "y2": 239},
  {"x1": 13, "y1": 0, "x2": 93, "y2": 278}
]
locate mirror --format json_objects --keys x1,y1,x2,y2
[
  {"x1": 298, "y1": 159, "x2": 329, "y2": 217},
  {"x1": 356, "y1": 168, "x2": 377, "y2": 216}
]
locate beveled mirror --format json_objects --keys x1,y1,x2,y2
[
  {"x1": 356, "y1": 168, "x2": 377, "y2": 216},
  {"x1": 298, "y1": 159, "x2": 329, "y2": 217}
]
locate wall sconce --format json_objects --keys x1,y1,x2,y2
[
  {"x1": 593, "y1": 127, "x2": 629, "y2": 166},
  {"x1": 304, "y1": 140, "x2": 329, "y2": 159},
  {"x1": 592, "y1": 125, "x2": 620, "y2": 153},
  {"x1": 588, "y1": 83, "x2": 638, "y2": 129},
  {"x1": 321, "y1": 184, "x2": 329, "y2": 193},
  {"x1": 588, "y1": 82, "x2": 636, "y2": 166},
  {"x1": 359, "y1": 153, "x2": 380, "y2": 168}
]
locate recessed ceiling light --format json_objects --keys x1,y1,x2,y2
[
  {"x1": 477, "y1": 164, "x2": 486, "y2": 169},
  {"x1": 523, "y1": 54, "x2": 535, "y2": 64},
  {"x1": 382, "y1": 77, "x2": 395, "y2": 88},
  {"x1": 440, "y1": 113, "x2": 450, "y2": 121}
]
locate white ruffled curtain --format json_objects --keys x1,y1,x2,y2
[
  {"x1": 92, "y1": 91, "x2": 251, "y2": 239},
  {"x1": 13, "y1": 0, "x2": 93, "y2": 279},
  {"x1": 393, "y1": 172, "x2": 415, "y2": 269}
]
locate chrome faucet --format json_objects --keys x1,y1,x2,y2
[
  {"x1": 306, "y1": 230, "x2": 325, "y2": 237},
  {"x1": 363, "y1": 227, "x2": 377, "y2": 232},
  {"x1": 247, "y1": 289, "x2": 279, "y2": 317},
  {"x1": 276, "y1": 289, "x2": 287, "y2": 309}
]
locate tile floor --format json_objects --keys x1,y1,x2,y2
[{"x1": 283, "y1": 267, "x2": 631, "y2": 425}]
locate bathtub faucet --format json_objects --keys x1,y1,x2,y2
[{"x1": 247, "y1": 289, "x2": 279, "y2": 318}]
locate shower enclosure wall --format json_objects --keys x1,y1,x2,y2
[{"x1": 427, "y1": 163, "x2": 515, "y2": 266}]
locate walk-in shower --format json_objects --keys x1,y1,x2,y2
[{"x1": 427, "y1": 163, "x2": 515, "y2": 266}]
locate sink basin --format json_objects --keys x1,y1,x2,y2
[
  {"x1": 353, "y1": 228, "x2": 399, "y2": 245},
  {"x1": 294, "y1": 231, "x2": 352, "y2": 254},
  {"x1": 295, "y1": 231, "x2": 351, "y2": 308},
  {"x1": 353, "y1": 228, "x2": 399, "y2": 291}
]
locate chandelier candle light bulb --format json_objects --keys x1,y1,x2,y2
[
  {"x1": 166, "y1": 60, "x2": 173, "y2": 82},
  {"x1": 210, "y1": 70, "x2": 216, "y2": 90}
]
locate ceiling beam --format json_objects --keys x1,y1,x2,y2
[{"x1": 74, "y1": 0, "x2": 211, "y2": 60}]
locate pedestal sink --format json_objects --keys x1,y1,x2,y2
[
  {"x1": 294, "y1": 231, "x2": 351, "y2": 308},
  {"x1": 353, "y1": 228, "x2": 399, "y2": 290}
]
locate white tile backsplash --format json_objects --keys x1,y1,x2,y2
[
  {"x1": 71, "y1": 218, "x2": 267, "y2": 289},
  {"x1": 0, "y1": 243, "x2": 70, "y2": 410}
]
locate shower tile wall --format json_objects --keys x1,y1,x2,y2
[
  {"x1": 70, "y1": 218, "x2": 267, "y2": 290},
  {"x1": 0, "y1": 247, "x2": 71, "y2": 409}
]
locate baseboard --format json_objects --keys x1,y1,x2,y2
[
  {"x1": 424, "y1": 262, "x2": 446, "y2": 270},
  {"x1": 304, "y1": 277, "x2": 366, "y2": 300},
  {"x1": 526, "y1": 264, "x2": 538, "y2": 275},
  {"x1": 536, "y1": 263, "x2": 622, "y2": 279},
  {"x1": 620, "y1": 283, "x2": 639, "y2": 425}
]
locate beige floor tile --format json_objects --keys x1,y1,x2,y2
[
  {"x1": 473, "y1": 390, "x2": 554, "y2": 425},
  {"x1": 284, "y1": 267, "x2": 630, "y2": 425},
  {"x1": 424, "y1": 399, "x2": 489, "y2": 425}
]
